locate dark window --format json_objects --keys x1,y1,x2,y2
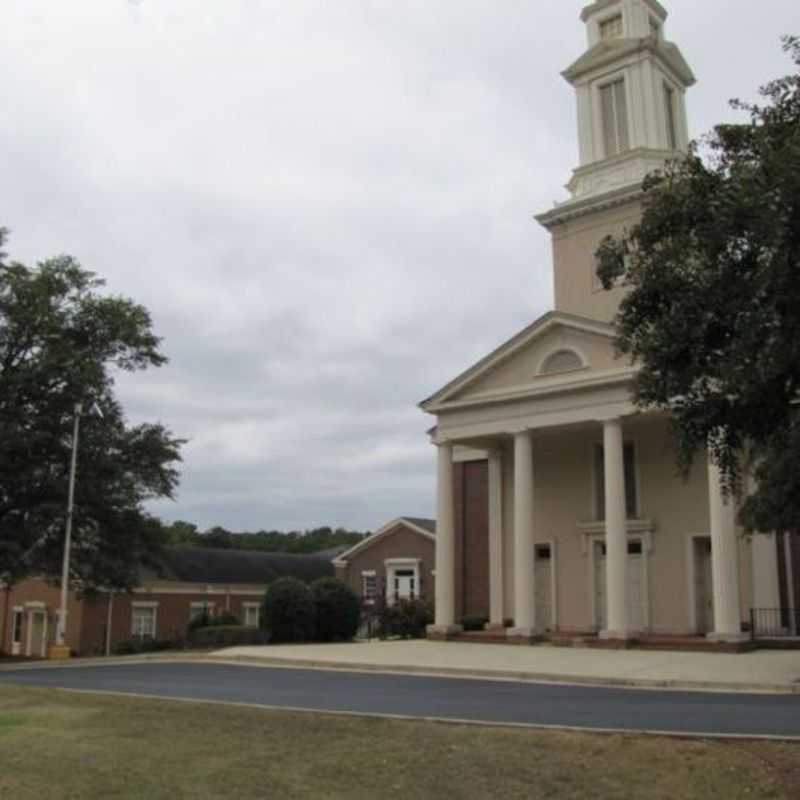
[
  {"x1": 11, "y1": 611, "x2": 23, "y2": 644},
  {"x1": 535, "y1": 545, "x2": 552, "y2": 560},
  {"x1": 628, "y1": 541, "x2": 643, "y2": 555},
  {"x1": 594, "y1": 442, "x2": 638, "y2": 519}
]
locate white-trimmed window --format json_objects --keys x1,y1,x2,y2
[
  {"x1": 540, "y1": 349, "x2": 583, "y2": 375},
  {"x1": 361, "y1": 571, "x2": 377, "y2": 604},
  {"x1": 385, "y1": 559, "x2": 420, "y2": 605},
  {"x1": 600, "y1": 78, "x2": 629, "y2": 157},
  {"x1": 189, "y1": 601, "x2": 214, "y2": 623},
  {"x1": 599, "y1": 14, "x2": 623, "y2": 40},
  {"x1": 242, "y1": 603, "x2": 260, "y2": 628},
  {"x1": 594, "y1": 442, "x2": 639, "y2": 520},
  {"x1": 131, "y1": 603, "x2": 157, "y2": 639},
  {"x1": 664, "y1": 84, "x2": 677, "y2": 150}
]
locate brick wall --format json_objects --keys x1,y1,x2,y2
[
  {"x1": 0, "y1": 577, "x2": 85, "y2": 656},
  {"x1": 0, "y1": 578, "x2": 265, "y2": 656},
  {"x1": 338, "y1": 523, "x2": 435, "y2": 605},
  {"x1": 454, "y1": 460, "x2": 489, "y2": 619}
]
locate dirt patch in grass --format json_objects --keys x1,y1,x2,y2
[{"x1": 0, "y1": 685, "x2": 797, "y2": 799}]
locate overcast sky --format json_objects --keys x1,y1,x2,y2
[{"x1": 1, "y1": 1, "x2": 796, "y2": 532}]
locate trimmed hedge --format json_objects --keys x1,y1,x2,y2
[
  {"x1": 311, "y1": 577, "x2": 360, "y2": 642},
  {"x1": 113, "y1": 637, "x2": 176, "y2": 655},
  {"x1": 187, "y1": 610, "x2": 241, "y2": 632},
  {"x1": 188, "y1": 625, "x2": 268, "y2": 649},
  {"x1": 263, "y1": 576, "x2": 316, "y2": 643}
]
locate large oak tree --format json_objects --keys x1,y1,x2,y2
[
  {"x1": 595, "y1": 38, "x2": 800, "y2": 533},
  {"x1": 0, "y1": 229, "x2": 183, "y2": 590}
]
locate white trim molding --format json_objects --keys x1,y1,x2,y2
[
  {"x1": 384, "y1": 558, "x2": 421, "y2": 605},
  {"x1": 583, "y1": 528, "x2": 653, "y2": 633},
  {"x1": 334, "y1": 518, "x2": 435, "y2": 564}
]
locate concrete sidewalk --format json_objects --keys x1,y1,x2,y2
[{"x1": 216, "y1": 640, "x2": 800, "y2": 693}]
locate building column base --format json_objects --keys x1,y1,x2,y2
[
  {"x1": 48, "y1": 645, "x2": 71, "y2": 660},
  {"x1": 426, "y1": 624, "x2": 463, "y2": 641},
  {"x1": 484, "y1": 622, "x2": 506, "y2": 632},
  {"x1": 598, "y1": 629, "x2": 635, "y2": 642},
  {"x1": 506, "y1": 626, "x2": 538, "y2": 644},
  {"x1": 706, "y1": 631, "x2": 750, "y2": 643}
]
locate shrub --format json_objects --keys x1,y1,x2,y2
[
  {"x1": 311, "y1": 577, "x2": 360, "y2": 642},
  {"x1": 378, "y1": 598, "x2": 433, "y2": 639},
  {"x1": 113, "y1": 637, "x2": 175, "y2": 655},
  {"x1": 263, "y1": 576, "x2": 315, "y2": 643},
  {"x1": 188, "y1": 625, "x2": 269, "y2": 649},
  {"x1": 461, "y1": 615, "x2": 489, "y2": 632},
  {"x1": 213, "y1": 611, "x2": 241, "y2": 626},
  {"x1": 187, "y1": 609, "x2": 241, "y2": 632}
]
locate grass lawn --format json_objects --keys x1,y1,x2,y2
[{"x1": 0, "y1": 685, "x2": 798, "y2": 799}]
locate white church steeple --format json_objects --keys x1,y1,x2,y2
[
  {"x1": 535, "y1": 1, "x2": 697, "y2": 323},
  {"x1": 561, "y1": 0, "x2": 695, "y2": 202}
]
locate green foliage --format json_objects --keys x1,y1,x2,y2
[
  {"x1": 311, "y1": 577, "x2": 360, "y2": 642},
  {"x1": 595, "y1": 38, "x2": 800, "y2": 531},
  {"x1": 113, "y1": 637, "x2": 175, "y2": 655},
  {"x1": 164, "y1": 521, "x2": 367, "y2": 554},
  {"x1": 263, "y1": 576, "x2": 316, "y2": 643},
  {"x1": 0, "y1": 231, "x2": 184, "y2": 589},
  {"x1": 378, "y1": 598, "x2": 433, "y2": 639},
  {"x1": 164, "y1": 520, "x2": 200, "y2": 546},
  {"x1": 187, "y1": 625, "x2": 268, "y2": 649},
  {"x1": 187, "y1": 609, "x2": 241, "y2": 632}
]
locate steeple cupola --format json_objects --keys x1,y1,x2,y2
[{"x1": 560, "y1": 0, "x2": 695, "y2": 203}]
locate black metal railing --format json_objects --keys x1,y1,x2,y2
[{"x1": 749, "y1": 608, "x2": 800, "y2": 639}]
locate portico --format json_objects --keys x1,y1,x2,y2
[{"x1": 428, "y1": 407, "x2": 748, "y2": 644}]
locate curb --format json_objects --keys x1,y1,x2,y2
[{"x1": 199, "y1": 654, "x2": 800, "y2": 695}]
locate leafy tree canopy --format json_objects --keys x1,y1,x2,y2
[
  {"x1": 0, "y1": 229, "x2": 183, "y2": 590},
  {"x1": 595, "y1": 37, "x2": 800, "y2": 532},
  {"x1": 164, "y1": 520, "x2": 367, "y2": 554}
]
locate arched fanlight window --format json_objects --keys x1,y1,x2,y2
[{"x1": 540, "y1": 349, "x2": 584, "y2": 374}]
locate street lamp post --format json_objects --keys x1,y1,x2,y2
[{"x1": 51, "y1": 402, "x2": 82, "y2": 658}]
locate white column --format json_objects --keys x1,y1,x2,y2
[
  {"x1": 487, "y1": 449, "x2": 504, "y2": 629},
  {"x1": 509, "y1": 431, "x2": 536, "y2": 638},
  {"x1": 707, "y1": 458, "x2": 745, "y2": 640},
  {"x1": 429, "y1": 442, "x2": 460, "y2": 634},
  {"x1": 600, "y1": 418, "x2": 630, "y2": 639}
]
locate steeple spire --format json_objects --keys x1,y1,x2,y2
[
  {"x1": 560, "y1": 0, "x2": 695, "y2": 203},
  {"x1": 535, "y1": 1, "x2": 698, "y2": 323}
]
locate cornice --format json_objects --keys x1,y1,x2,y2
[{"x1": 535, "y1": 182, "x2": 642, "y2": 229}]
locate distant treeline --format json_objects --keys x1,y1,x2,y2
[{"x1": 163, "y1": 520, "x2": 368, "y2": 554}]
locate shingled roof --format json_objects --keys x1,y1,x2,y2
[
  {"x1": 397, "y1": 517, "x2": 436, "y2": 535},
  {"x1": 149, "y1": 546, "x2": 334, "y2": 586}
]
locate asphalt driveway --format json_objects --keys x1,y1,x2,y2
[{"x1": 2, "y1": 661, "x2": 800, "y2": 738}]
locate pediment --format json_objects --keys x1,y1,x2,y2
[{"x1": 422, "y1": 312, "x2": 627, "y2": 409}]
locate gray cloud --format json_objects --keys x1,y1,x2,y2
[{"x1": 1, "y1": 0, "x2": 796, "y2": 530}]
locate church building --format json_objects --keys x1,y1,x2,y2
[{"x1": 421, "y1": 0, "x2": 798, "y2": 644}]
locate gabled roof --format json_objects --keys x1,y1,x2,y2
[
  {"x1": 332, "y1": 517, "x2": 436, "y2": 565},
  {"x1": 563, "y1": 37, "x2": 696, "y2": 87},
  {"x1": 146, "y1": 546, "x2": 334, "y2": 586},
  {"x1": 420, "y1": 311, "x2": 615, "y2": 411}
]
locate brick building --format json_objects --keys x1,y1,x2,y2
[
  {"x1": 0, "y1": 546, "x2": 332, "y2": 657},
  {"x1": 333, "y1": 518, "x2": 435, "y2": 607}
]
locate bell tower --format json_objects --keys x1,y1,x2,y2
[{"x1": 536, "y1": 0, "x2": 696, "y2": 322}]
